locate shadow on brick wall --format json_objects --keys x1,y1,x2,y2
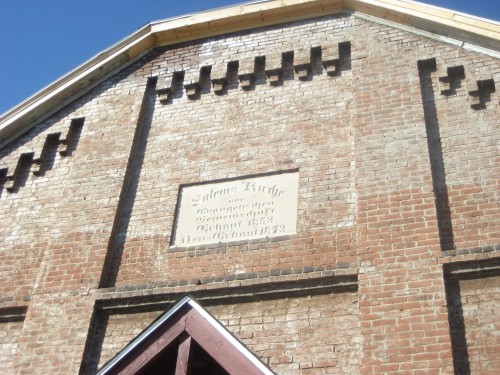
[
  {"x1": 98, "y1": 77, "x2": 158, "y2": 288},
  {"x1": 417, "y1": 58, "x2": 455, "y2": 251}
]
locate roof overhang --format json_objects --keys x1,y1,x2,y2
[{"x1": 1, "y1": 0, "x2": 499, "y2": 149}]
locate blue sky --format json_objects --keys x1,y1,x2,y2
[{"x1": 0, "y1": 0, "x2": 499, "y2": 115}]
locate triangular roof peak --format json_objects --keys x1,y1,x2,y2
[
  {"x1": 96, "y1": 295, "x2": 274, "y2": 375},
  {"x1": 0, "y1": 0, "x2": 499, "y2": 149}
]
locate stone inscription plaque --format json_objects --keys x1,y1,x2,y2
[{"x1": 172, "y1": 172, "x2": 299, "y2": 247}]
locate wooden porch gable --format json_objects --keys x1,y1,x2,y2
[{"x1": 96, "y1": 296, "x2": 274, "y2": 375}]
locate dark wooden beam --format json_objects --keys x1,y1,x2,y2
[
  {"x1": 116, "y1": 315, "x2": 187, "y2": 375},
  {"x1": 175, "y1": 335, "x2": 192, "y2": 375}
]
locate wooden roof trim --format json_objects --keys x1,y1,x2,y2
[
  {"x1": 346, "y1": 0, "x2": 500, "y2": 39},
  {"x1": 149, "y1": 0, "x2": 500, "y2": 48},
  {"x1": 0, "y1": 0, "x2": 499, "y2": 149},
  {"x1": 151, "y1": 0, "x2": 343, "y2": 47},
  {"x1": 0, "y1": 27, "x2": 156, "y2": 148}
]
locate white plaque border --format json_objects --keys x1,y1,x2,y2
[{"x1": 169, "y1": 169, "x2": 300, "y2": 249}]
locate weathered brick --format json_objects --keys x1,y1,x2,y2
[{"x1": 0, "y1": 5, "x2": 498, "y2": 375}]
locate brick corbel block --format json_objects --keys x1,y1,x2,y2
[
  {"x1": 58, "y1": 118, "x2": 85, "y2": 157},
  {"x1": 294, "y1": 47, "x2": 312, "y2": 80},
  {"x1": 32, "y1": 133, "x2": 61, "y2": 176},
  {"x1": 238, "y1": 57, "x2": 256, "y2": 89},
  {"x1": 156, "y1": 69, "x2": 182, "y2": 103},
  {"x1": 211, "y1": 63, "x2": 228, "y2": 94},
  {"x1": 183, "y1": 67, "x2": 202, "y2": 99},
  {"x1": 4, "y1": 153, "x2": 35, "y2": 193},
  {"x1": 321, "y1": 42, "x2": 340, "y2": 76},
  {"x1": 321, "y1": 41, "x2": 351, "y2": 76},
  {"x1": 265, "y1": 52, "x2": 284, "y2": 85}
]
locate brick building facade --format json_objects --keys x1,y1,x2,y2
[{"x1": 0, "y1": 0, "x2": 499, "y2": 374}]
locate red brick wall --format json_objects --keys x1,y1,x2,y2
[
  {"x1": 460, "y1": 276, "x2": 500, "y2": 374},
  {"x1": 111, "y1": 19, "x2": 357, "y2": 287},
  {"x1": 447, "y1": 274, "x2": 500, "y2": 374},
  {"x1": 210, "y1": 293, "x2": 360, "y2": 374},
  {"x1": 0, "y1": 320, "x2": 23, "y2": 373},
  {"x1": 0, "y1": 11, "x2": 498, "y2": 374},
  {"x1": 0, "y1": 75, "x2": 147, "y2": 302}
]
